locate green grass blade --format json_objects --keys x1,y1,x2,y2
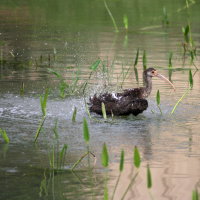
[
  {"x1": 168, "y1": 52, "x2": 173, "y2": 68},
  {"x1": 134, "y1": 48, "x2": 139, "y2": 67},
  {"x1": 53, "y1": 119, "x2": 59, "y2": 139},
  {"x1": 0, "y1": 128, "x2": 10, "y2": 143},
  {"x1": 20, "y1": 82, "x2": 25, "y2": 96},
  {"x1": 101, "y1": 102, "x2": 107, "y2": 120},
  {"x1": 72, "y1": 107, "x2": 77, "y2": 122},
  {"x1": 134, "y1": 67, "x2": 139, "y2": 82},
  {"x1": 71, "y1": 151, "x2": 89, "y2": 170},
  {"x1": 189, "y1": 69, "x2": 193, "y2": 89},
  {"x1": 121, "y1": 172, "x2": 139, "y2": 200},
  {"x1": 34, "y1": 116, "x2": 46, "y2": 143},
  {"x1": 134, "y1": 146, "x2": 141, "y2": 168},
  {"x1": 171, "y1": 89, "x2": 189, "y2": 114},
  {"x1": 119, "y1": 149, "x2": 124, "y2": 172},
  {"x1": 156, "y1": 90, "x2": 160, "y2": 105},
  {"x1": 59, "y1": 144, "x2": 68, "y2": 169},
  {"x1": 104, "y1": 185, "x2": 109, "y2": 200},
  {"x1": 101, "y1": 143, "x2": 109, "y2": 167},
  {"x1": 192, "y1": 189, "x2": 199, "y2": 200},
  {"x1": 123, "y1": 14, "x2": 128, "y2": 30},
  {"x1": 143, "y1": 50, "x2": 147, "y2": 71},
  {"x1": 103, "y1": 0, "x2": 119, "y2": 33},
  {"x1": 83, "y1": 117, "x2": 90, "y2": 143},
  {"x1": 90, "y1": 59, "x2": 101, "y2": 71},
  {"x1": 147, "y1": 164, "x2": 152, "y2": 189},
  {"x1": 162, "y1": 7, "x2": 169, "y2": 25},
  {"x1": 40, "y1": 88, "x2": 49, "y2": 117},
  {"x1": 184, "y1": 25, "x2": 190, "y2": 43},
  {"x1": 47, "y1": 68, "x2": 61, "y2": 79}
]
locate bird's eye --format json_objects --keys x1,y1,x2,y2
[{"x1": 152, "y1": 71, "x2": 155, "y2": 74}]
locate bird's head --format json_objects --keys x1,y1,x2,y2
[{"x1": 144, "y1": 68, "x2": 175, "y2": 90}]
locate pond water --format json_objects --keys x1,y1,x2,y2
[{"x1": 0, "y1": 0, "x2": 200, "y2": 199}]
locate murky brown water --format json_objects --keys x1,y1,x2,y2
[{"x1": 0, "y1": 0, "x2": 200, "y2": 199}]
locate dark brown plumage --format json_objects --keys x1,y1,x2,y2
[{"x1": 89, "y1": 68, "x2": 175, "y2": 116}]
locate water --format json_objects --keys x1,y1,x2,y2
[{"x1": 0, "y1": 0, "x2": 200, "y2": 199}]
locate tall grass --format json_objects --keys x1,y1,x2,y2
[
  {"x1": 162, "y1": 7, "x2": 169, "y2": 25},
  {"x1": 20, "y1": 82, "x2": 25, "y2": 96},
  {"x1": 103, "y1": 0, "x2": 119, "y2": 33},
  {"x1": 134, "y1": 48, "x2": 139, "y2": 83},
  {"x1": 123, "y1": 14, "x2": 128, "y2": 31},
  {"x1": 111, "y1": 149, "x2": 124, "y2": 200},
  {"x1": 143, "y1": 50, "x2": 147, "y2": 71},
  {"x1": 72, "y1": 107, "x2": 77, "y2": 122},
  {"x1": 156, "y1": 90, "x2": 162, "y2": 115},
  {"x1": 101, "y1": 143, "x2": 109, "y2": 200},
  {"x1": 192, "y1": 189, "x2": 199, "y2": 200},
  {"x1": 71, "y1": 118, "x2": 96, "y2": 170},
  {"x1": 121, "y1": 146, "x2": 140, "y2": 200},
  {"x1": 0, "y1": 128, "x2": 10, "y2": 143},
  {"x1": 101, "y1": 102, "x2": 107, "y2": 120},
  {"x1": 83, "y1": 117, "x2": 90, "y2": 143},
  {"x1": 171, "y1": 69, "x2": 193, "y2": 114},
  {"x1": 101, "y1": 143, "x2": 109, "y2": 167},
  {"x1": 34, "y1": 89, "x2": 49, "y2": 143},
  {"x1": 147, "y1": 164, "x2": 152, "y2": 189},
  {"x1": 40, "y1": 88, "x2": 49, "y2": 117}
]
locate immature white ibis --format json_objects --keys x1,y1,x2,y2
[{"x1": 89, "y1": 68, "x2": 175, "y2": 116}]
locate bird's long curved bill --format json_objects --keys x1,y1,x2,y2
[{"x1": 156, "y1": 74, "x2": 175, "y2": 90}]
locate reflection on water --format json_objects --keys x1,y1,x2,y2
[{"x1": 0, "y1": 0, "x2": 200, "y2": 199}]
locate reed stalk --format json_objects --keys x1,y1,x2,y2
[{"x1": 103, "y1": 0, "x2": 119, "y2": 33}]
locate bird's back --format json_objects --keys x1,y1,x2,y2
[{"x1": 89, "y1": 88, "x2": 148, "y2": 116}]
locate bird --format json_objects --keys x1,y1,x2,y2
[{"x1": 88, "y1": 68, "x2": 175, "y2": 116}]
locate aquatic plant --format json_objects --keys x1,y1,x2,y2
[
  {"x1": 0, "y1": 128, "x2": 10, "y2": 143},
  {"x1": 34, "y1": 89, "x2": 49, "y2": 143},
  {"x1": 49, "y1": 144, "x2": 68, "y2": 170},
  {"x1": 111, "y1": 149, "x2": 124, "y2": 200},
  {"x1": 46, "y1": 120, "x2": 69, "y2": 170},
  {"x1": 189, "y1": 69, "x2": 193, "y2": 89},
  {"x1": 71, "y1": 118, "x2": 96, "y2": 170},
  {"x1": 147, "y1": 164, "x2": 152, "y2": 188},
  {"x1": 20, "y1": 82, "x2": 25, "y2": 96},
  {"x1": 101, "y1": 102, "x2": 107, "y2": 120},
  {"x1": 134, "y1": 48, "x2": 139, "y2": 83},
  {"x1": 192, "y1": 189, "x2": 199, "y2": 200},
  {"x1": 101, "y1": 143, "x2": 109, "y2": 167},
  {"x1": 83, "y1": 117, "x2": 90, "y2": 143},
  {"x1": 182, "y1": 24, "x2": 190, "y2": 44},
  {"x1": 143, "y1": 50, "x2": 147, "y2": 71},
  {"x1": 147, "y1": 164, "x2": 154, "y2": 200},
  {"x1": 101, "y1": 143, "x2": 109, "y2": 200},
  {"x1": 40, "y1": 88, "x2": 49, "y2": 117},
  {"x1": 177, "y1": 0, "x2": 196, "y2": 12},
  {"x1": 181, "y1": 24, "x2": 197, "y2": 69},
  {"x1": 72, "y1": 107, "x2": 77, "y2": 122},
  {"x1": 103, "y1": 0, "x2": 119, "y2": 33},
  {"x1": 39, "y1": 171, "x2": 48, "y2": 197},
  {"x1": 171, "y1": 69, "x2": 193, "y2": 114},
  {"x1": 120, "y1": 64, "x2": 131, "y2": 88},
  {"x1": 123, "y1": 14, "x2": 128, "y2": 31},
  {"x1": 48, "y1": 68, "x2": 81, "y2": 98},
  {"x1": 58, "y1": 144, "x2": 68, "y2": 169},
  {"x1": 121, "y1": 146, "x2": 140, "y2": 200},
  {"x1": 133, "y1": 146, "x2": 141, "y2": 168},
  {"x1": 162, "y1": 7, "x2": 169, "y2": 25},
  {"x1": 90, "y1": 59, "x2": 101, "y2": 71},
  {"x1": 156, "y1": 90, "x2": 162, "y2": 115},
  {"x1": 34, "y1": 116, "x2": 46, "y2": 143}
]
